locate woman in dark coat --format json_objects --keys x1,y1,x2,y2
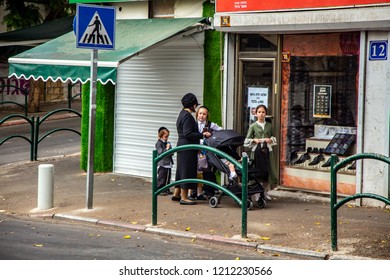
[{"x1": 172, "y1": 93, "x2": 211, "y2": 205}]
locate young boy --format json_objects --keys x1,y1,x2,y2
[{"x1": 155, "y1": 127, "x2": 174, "y2": 195}]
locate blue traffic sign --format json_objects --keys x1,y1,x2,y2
[
  {"x1": 369, "y1": 40, "x2": 388, "y2": 61},
  {"x1": 76, "y1": 4, "x2": 116, "y2": 50}
]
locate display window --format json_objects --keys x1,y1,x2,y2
[{"x1": 280, "y1": 32, "x2": 359, "y2": 194}]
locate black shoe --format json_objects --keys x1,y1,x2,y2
[
  {"x1": 188, "y1": 192, "x2": 197, "y2": 200},
  {"x1": 348, "y1": 161, "x2": 356, "y2": 170},
  {"x1": 294, "y1": 152, "x2": 310, "y2": 164},
  {"x1": 322, "y1": 156, "x2": 339, "y2": 168},
  {"x1": 165, "y1": 189, "x2": 173, "y2": 195},
  {"x1": 290, "y1": 151, "x2": 298, "y2": 163},
  {"x1": 308, "y1": 154, "x2": 325, "y2": 165},
  {"x1": 197, "y1": 195, "x2": 207, "y2": 200},
  {"x1": 171, "y1": 196, "x2": 181, "y2": 201},
  {"x1": 180, "y1": 200, "x2": 197, "y2": 205}
]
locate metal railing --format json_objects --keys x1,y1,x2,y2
[
  {"x1": 152, "y1": 144, "x2": 249, "y2": 238},
  {"x1": 0, "y1": 109, "x2": 81, "y2": 161},
  {"x1": 67, "y1": 83, "x2": 82, "y2": 109},
  {"x1": 0, "y1": 84, "x2": 29, "y2": 116},
  {"x1": 330, "y1": 153, "x2": 390, "y2": 251},
  {"x1": 34, "y1": 109, "x2": 82, "y2": 160},
  {"x1": 0, "y1": 115, "x2": 35, "y2": 161}
]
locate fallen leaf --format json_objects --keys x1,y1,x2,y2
[
  {"x1": 314, "y1": 222, "x2": 321, "y2": 225},
  {"x1": 131, "y1": 221, "x2": 138, "y2": 225},
  {"x1": 347, "y1": 204, "x2": 355, "y2": 208},
  {"x1": 185, "y1": 227, "x2": 191, "y2": 231},
  {"x1": 209, "y1": 230, "x2": 215, "y2": 233},
  {"x1": 260, "y1": 236, "x2": 271, "y2": 241},
  {"x1": 272, "y1": 253, "x2": 280, "y2": 257},
  {"x1": 235, "y1": 257, "x2": 240, "y2": 260},
  {"x1": 123, "y1": 235, "x2": 131, "y2": 239},
  {"x1": 33, "y1": 244, "x2": 43, "y2": 247},
  {"x1": 265, "y1": 223, "x2": 271, "y2": 226},
  {"x1": 88, "y1": 234, "x2": 94, "y2": 236},
  {"x1": 191, "y1": 238, "x2": 195, "y2": 242},
  {"x1": 111, "y1": 179, "x2": 115, "y2": 182}
]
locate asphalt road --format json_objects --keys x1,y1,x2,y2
[
  {"x1": 0, "y1": 118, "x2": 81, "y2": 165},
  {"x1": 0, "y1": 214, "x2": 284, "y2": 260}
]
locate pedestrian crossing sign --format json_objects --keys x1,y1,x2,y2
[{"x1": 76, "y1": 4, "x2": 116, "y2": 50}]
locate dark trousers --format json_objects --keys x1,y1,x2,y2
[{"x1": 157, "y1": 166, "x2": 171, "y2": 190}]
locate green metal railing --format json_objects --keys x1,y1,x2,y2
[
  {"x1": 0, "y1": 84, "x2": 29, "y2": 116},
  {"x1": 34, "y1": 109, "x2": 81, "y2": 160},
  {"x1": 0, "y1": 115, "x2": 35, "y2": 161},
  {"x1": 152, "y1": 144, "x2": 249, "y2": 238},
  {"x1": 67, "y1": 83, "x2": 82, "y2": 109},
  {"x1": 330, "y1": 153, "x2": 390, "y2": 251},
  {"x1": 1, "y1": 108, "x2": 81, "y2": 161}
]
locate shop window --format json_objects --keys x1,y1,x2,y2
[
  {"x1": 280, "y1": 32, "x2": 359, "y2": 194},
  {"x1": 286, "y1": 55, "x2": 358, "y2": 155}
]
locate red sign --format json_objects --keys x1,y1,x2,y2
[{"x1": 216, "y1": 0, "x2": 390, "y2": 13}]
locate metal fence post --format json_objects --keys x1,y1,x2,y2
[{"x1": 152, "y1": 149, "x2": 158, "y2": 226}]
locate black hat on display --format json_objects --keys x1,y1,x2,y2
[{"x1": 181, "y1": 93, "x2": 199, "y2": 108}]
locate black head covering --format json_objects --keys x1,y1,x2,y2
[
  {"x1": 181, "y1": 93, "x2": 199, "y2": 108},
  {"x1": 158, "y1": 126, "x2": 168, "y2": 133}
]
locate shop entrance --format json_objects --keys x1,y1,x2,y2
[
  {"x1": 235, "y1": 34, "x2": 279, "y2": 137},
  {"x1": 235, "y1": 34, "x2": 280, "y2": 183},
  {"x1": 237, "y1": 59, "x2": 277, "y2": 135}
]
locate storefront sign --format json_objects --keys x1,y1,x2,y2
[
  {"x1": 369, "y1": 40, "x2": 388, "y2": 60},
  {"x1": 248, "y1": 87, "x2": 268, "y2": 123},
  {"x1": 313, "y1": 85, "x2": 332, "y2": 118},
  {"x1": 216, "y1": 0, "x2": 390, "y2": 13}
]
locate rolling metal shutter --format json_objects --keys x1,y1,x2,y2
[{"x1": 114, "y1": 35, "x2": 204, "y2": 177}]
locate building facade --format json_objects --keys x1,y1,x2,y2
[{"x1": 214, "y1": 0, "x2": 390, "y2": 206}]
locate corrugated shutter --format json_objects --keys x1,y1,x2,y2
[{"x1": 114, "y1": 34, "x2": 204, "y2": 177}]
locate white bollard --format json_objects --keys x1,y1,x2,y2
[{"x1": 38, "y1": 164, "x2": 54, "y2": 210}]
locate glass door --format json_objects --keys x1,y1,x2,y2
[{"x1": 236, "y1": 59, "x2": 277, "y2": 137}]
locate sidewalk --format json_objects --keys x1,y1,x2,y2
[
  {"x1": 0, "y1": 103, "x2": 389, "y2": 260},
  {"x1": 1, "y1": 153, "x2": 389, "y2": 259}
]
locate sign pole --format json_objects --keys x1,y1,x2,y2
[
  {"x1": 86, "y1": 49, "x2": 98, "y2": 209},
  {"x1": 75, "y1": 4, "x2": 115, "y2": 209}
]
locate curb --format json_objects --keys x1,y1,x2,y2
[{"x1": 34, "y1": 213, "x2": 334, "y2": 259}]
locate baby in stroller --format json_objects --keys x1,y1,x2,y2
[{"x1": 204, "y1": 129, "x2": 266, "y2": 209}]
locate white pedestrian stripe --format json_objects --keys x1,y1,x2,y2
[{"x1": 79, "y1": 11, "x2": 113, "y2": 46}]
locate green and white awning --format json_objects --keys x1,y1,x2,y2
[{"x1": 8, "y1": 18, "x2": 206, "y2": 85}]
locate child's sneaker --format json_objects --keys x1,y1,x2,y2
[{"x1": 229, "y1": 171, "x2": 237, "y2": 180}]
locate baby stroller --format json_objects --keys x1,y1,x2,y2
[{"x1": 204, "y1": 129, "x2": 266, "y2": 209}]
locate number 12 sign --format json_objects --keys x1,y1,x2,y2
[{"x1": 369, "y1": 40, "x2": 388, "y2": 61}]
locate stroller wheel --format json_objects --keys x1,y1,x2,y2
[
  {"x1": 247, "y1": 199, "x2": 254, "y2": 210},
  {"x1": 209, "y1": 196, "x2": 219, "y2": 208},
  {"x1": 257, "y1": 198, "x2": 266, "y2": 209}
]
